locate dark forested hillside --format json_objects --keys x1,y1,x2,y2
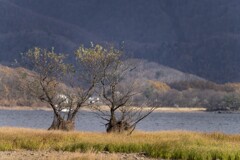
[{"x1": 1, "y1": 0, "x2": 240, "y2": 82}]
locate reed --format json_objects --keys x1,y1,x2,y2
[{"x1": 0, "y1": 127, "x2": 240, "y2": 160}]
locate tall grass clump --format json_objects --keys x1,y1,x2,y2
[{"x1": 1, "y1": 127, "x2": 240, "y2": 160}]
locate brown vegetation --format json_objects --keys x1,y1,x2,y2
[
  {"x1": 168, "y1": 80, "x2": 235, "y2": 92},
  {"x1": 0, "y1": 65, "x2": 43, "y2": 107},
  {"x1": 1, "y1": 54, "x2": 240, "y2": 112},
  {"x1": 1, "y1": 63, "x2": 240, "y2": 112},
  {"x1": 1, "y1": 127, "x2": 240, "y2": 160},
  {"x1": 148, "y1": 80, "x2": 170, "y2": 92}
]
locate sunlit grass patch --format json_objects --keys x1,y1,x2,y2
[{"x1": 0, "y1": 127, "x2": 240, "y2": 159}]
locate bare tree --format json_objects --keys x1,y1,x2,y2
[
  {"x1": 22, "y1": 45, "x2": 155, "y2": 132},
  {"x1": 91, "y1": 46, "x2": 156, "y2": 134},
  {"x1": 22, "y1": 46, "x2": 104, "y2": 131}
]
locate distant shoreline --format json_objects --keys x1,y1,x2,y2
[
  {"x1": 153, "y1": 107, "x2": 206, "y2": 112},
  {"x1": 0, "y1": 106, "x2": 206, "y2": 112}
]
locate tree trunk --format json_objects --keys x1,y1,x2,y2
[
  {"x1": 48, "y1": 114, "x2": 75, "y2": 131},
  {"x1": 106, "y1": 114, "x2": 117, "y2": 133},
  {"x1": 106, "y1": 117, "x2": 132, "y2": 133}
]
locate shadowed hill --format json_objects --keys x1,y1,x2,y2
[
  {"x1": 0, "y1": 0, "x2": 99, "y2": 62},
  {"x1": 1, "y1": 62, "x2": 240, "y2": 110},
  {"x1": 0, "y1": 64, "x2": 34, "y2": 106},
  {"x1": 1, "y1": 0, "x2": 240, "y2": 82},
  {"x1": 0, "y1": 60, "x2": 204, "y2": 107}
]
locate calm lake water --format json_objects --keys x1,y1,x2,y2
[{"x1": 0, "y1": 110, "x2": 240, "y2": 134}]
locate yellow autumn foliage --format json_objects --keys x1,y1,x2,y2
[
  {"x1": 225, "y1": 83, "x2": 240, "y2": 92},
  {"x1": 148, "y1": 80, "x2": 171, "y2": 92}
]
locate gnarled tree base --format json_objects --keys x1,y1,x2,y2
[
  {"x1": 48, "y1": 116, "x2": 75, "y2": 131},
  {"x1": 106, "y1": 121, "x2": 133, "y2": 133}
]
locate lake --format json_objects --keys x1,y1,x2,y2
[{"x1": 0, "y1": 110, "x2": 240, "y2": 134}]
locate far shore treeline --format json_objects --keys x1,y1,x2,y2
[{"x1": 0, "y1": 46, "x2": 240, "y2": 112}]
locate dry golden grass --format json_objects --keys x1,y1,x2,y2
[{"x1": 1, "y1": 127, "x2": 240, "y2": 159}]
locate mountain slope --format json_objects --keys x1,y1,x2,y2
[
  {"x1": 0, "y1": 0, "x2": 100, "y2": 62},
  {"x1": 1, "y1": 0, "x2": 240, "y2": 82},
  {"x1": 127, "y1": 59, "x2": 205, "y2": 84},
  {"x1": 0, "y1": 61, "x2": 204, "y2": 106}
]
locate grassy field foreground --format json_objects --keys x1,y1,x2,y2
[{"x1": 1, "y1": 128, "x2": 240, "y2": 160}]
